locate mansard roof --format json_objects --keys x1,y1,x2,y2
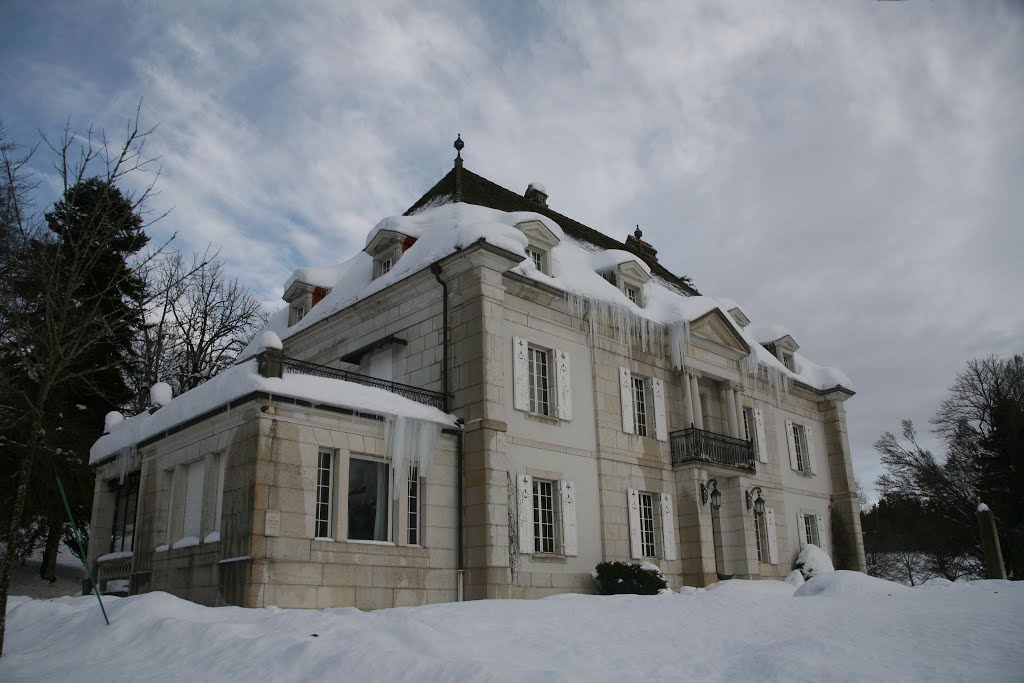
[{"x1": 405, "y1": 166, "x2": 699, "y2": 296}]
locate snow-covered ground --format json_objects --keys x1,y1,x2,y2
[{"x1": 3, "y1": 572, "x2": 1022, "y2": 682}]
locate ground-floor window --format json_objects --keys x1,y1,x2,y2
[
  {"x1": 754, "y1": 513, "x2": 769, "y2": 562},
  {"x1": 638, "y1": 491, "x2": 657, "y2": 557},
  {"x1": 803, "y1": 513, "x2": 819, "y2": 547},
  {"x1": 532, "y1": 478, "x2": 557, "y2": 553},
  {"x1": 407, "y1": 465, "x2": 421, "y2": 546},
  {"x1": 348, "y1": 457, "x2": 389, "y2": 541},
  {"x1": 315, "y1": 449, "x2": 334, "y2": 539},
  {"x1": 109, "y1": 472, "x2": 140, "y2": 553}
]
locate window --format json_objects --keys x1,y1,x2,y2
[
  {"x1": 743, "y1": 407, "x2": 756, "y2": 446},
  {"x1": 380, "y1": 257, "x2": 393, "y2": 275},
  {"x1": 528, "y1": 346, "x2": 550, "y2": 415},
  {"x1": 348, "y1": 458, "x2": 389, "y2": 541},
  {"x1": 631, "y1": 376, "x2": 648, "y2": 437},
  {"x1": 803, "y1": 513, "x2": 819, "y2": 546},
  {"x1": 792, "y1": 422, "x2": 808, "y2": 472},
  {"x1": 532, "y1": 478, "x2": 557, "y2": 553},
  {"x1": 754, "y1": 513, "x2": 769, "y2": 563},
  {"x1": 182, "y1": 460, "x2": 205, "y2": 539},
  {"x1": 527, "y1": 247, "x2": 545, "y2": 272},
  {"x1": 109, "y1": 473, "x2": 140, "y2": 554},
  {"x1": 637, "y1": 491, "x2": 657, "y2": 557},
  {"x1": 782, "y1": 351, "x2": 795, "y2": 372},
  {"x1": 407, "y1": 465, "x2": 421, "y2": 546},
  {"x1": 625, "y1": 285, "x2": 638, "y2": 304},
  {"x1": 294, "y1": 304, "x2": 306, "y2": 322},
  {"x1": 315, "y1": 449, "x2": 334, "y2": 539}
]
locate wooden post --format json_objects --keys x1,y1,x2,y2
[{"x1": 976, "y1": 499, "x2": 1007, "y2": 580}]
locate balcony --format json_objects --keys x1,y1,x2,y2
[
  {"x1": 279, "y1": 356, "x2": 447, "y2": 411},
  {"x1": 670, "y1": 426, "x2": 756, "y2": 471}
]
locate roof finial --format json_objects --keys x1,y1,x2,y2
[
  {"x1": 634, "y1": 224, "x2": 643, "y2": 240},
  {"x1": 454, "y1": 134, "x2": 464, "y2": 169}
]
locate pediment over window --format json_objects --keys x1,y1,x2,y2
[
  {"x1": 727, "y1": 306, "x2": 750, "y2": 328},
  {"x1": 515, "y1": 220, "x2": 560, "y2": 249},
  {"x1": 690, "y1": 309, "x2": 751, "y2": 358},
  {"x1": 364, "y1": 229, "x2": 413, "y2": 257}
]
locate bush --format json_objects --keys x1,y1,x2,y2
[{"x1": 593, "y1": 561, "x2": 668, "y2": 595}]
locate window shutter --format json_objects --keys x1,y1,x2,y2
[
  {"x1": 785, "y1": 419, "x2": 799, "y2": 471},
  {"x1": 815, "y1": 513, "x2": 826, "y2": 551},
  {"x1": 627, "y1": 488, "x2": 642, "y2": 559},
  {"x1": 513, "y1": 338, "x2": 529, "y2": 412},
  {"x1": 766, "y1": 507, "x2": 778, "y2": 565},
  {"x1": 560, "y1": 480, "x2": 578, "y2": 556},
  {"x1": 754, "y1": 408, "x2": 768, "y2": 464},
  {"x1": 797, "y1": 511, "x2": 808, "y2": 549},
  {"x1": 619, "y1": 367, "x2": 635, "y2": 435},
  {"x1": 555, "y1": 349, "x2": 573, "y2": 421},
  {"x1": 651, "y1": 377, "x2": 668, "y2": 442},
  {"x1": 660, "y1": 493, "x2": 677, "y2": 561},
  {"x1": 806, "y1": 427, "x2": 818, "y2": 475},
  {"x1": 517, "y1": 474, "x2": 533, "y2": 554}
]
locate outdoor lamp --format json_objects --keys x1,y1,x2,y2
[
  {"x1": 746, "y1": 486, "x2": 766, "y2": 517},
  {"x1": 709, "y1": 479, "x2": 722, "y2": 510}
]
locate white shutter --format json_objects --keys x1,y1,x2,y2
[
  {"x1": 560, "y1": 480, "x2": 578, "y2": 556},
  {"x1": 619, "y1": 367, "x2": 635, "y2": 435},
  {"x1": 797, "y1": 512, "x2": 808, "y2": 549},
  {"x1": 815, "y1": 513, "x2": 826, "y2": 551},
  {"x1": 651, "y1": 377, "x2": 668, "y2": 442},
  {"x1": 555, "y1": 349, "x2": 573, "y2": 421},
  {"x1": 806, "y1": 426, "x2": 818, "y2": 475},
  {"x1": 660, "y1": 493, "x2": 677, "y2": 561},
  {"x1": 785, "y1": 419, "x2": 799, "y2": 471},
  {"x1": 627, "y1": 488, "x2": 643, "y2": 559},
  {"x1": 754, "y1": 408, "x2": 768, "y2": 464},
  {"x1": 517, "y1": 474, "x2": 534, "y2": 554},
  {"x1": 766, "y1": 507, "x2": 779, "y2": 564},
  {"x1": 513, "y1": 337, "x2": 530, "y2": 412}
]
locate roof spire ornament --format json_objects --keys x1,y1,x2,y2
[
  {"x1": 634, "y1": 225, "x2": 643, "y2": 240},
  {"x1": 454, "y1": 134, "x2": 464, "y2": 169}
]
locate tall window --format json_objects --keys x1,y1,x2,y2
[
  {"x1": 527, "y1": 248, "x2": 544, "y2": 272},
  {"x1": 182, "y1": 460, "x2": 205, "y2": 539},
  {"x1": 632, "y1": 376, "x2": 648, "y2": 437},
  {"x1": 528, "y1": 346, "x2": 550, "y2": 415},
  {"x1": 532, "y1": 478, "x2": 556, "y2": 553},
  {"x1": 804, "y1": 514, "x2": 819, "y2": 546},
  {"x1": 754, "y1": 513, "x2": 769, "y2": 562},
  {"x1": 315, "y1": 449, "x2": 334, "y2": 539},
  {"x1": 109, "y1": 473, "x2": 140, "y2": 553},
  {"x1": 348, "y1": 458, "x2": 389, "y2": 541},
  {"x1": 637, "y1": 491, "x2": 657, "y2": 557},
  {"x1": 792, "y1": 423, "x2": 807, "y2": 472},
  {"x1": 407, "y1": 465, "x2": 421, "y2": 546},
  {"x1": 743, "y1": 408, "x2": 756, "y2": 446}
]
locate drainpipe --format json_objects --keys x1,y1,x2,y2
[{"x1": 432, "y1": 262, "x2": 465, "y2": 600}]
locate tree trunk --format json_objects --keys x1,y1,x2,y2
[
  {"x1": 39, "y1": 515, "x2": 63, "y2": 583},
  {"x1": 0, "y1": 436, "x2": 38, "y2": 657}
]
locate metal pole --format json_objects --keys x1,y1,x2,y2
[{"x1": 56, "y1": 476, "x2": 109, "y2": 626}]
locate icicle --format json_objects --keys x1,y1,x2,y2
[
  {"x1": 667, "y1": 320, "x2": 690, "y2": 370},
  {"x1": 387, "y1": 415, "x2": 442, "y2": 498},
  {"x1": 116, "y1": 445, "x2": 135, "y2": 484}
]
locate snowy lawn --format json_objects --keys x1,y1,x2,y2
[{"x1": 3, "y1": 572, "x2": 1022, "y2": 682}]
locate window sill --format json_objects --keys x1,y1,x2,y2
[
  {"x1": 525, "y1": 412, "x2": 560, "y2": 426},
  {"x1": 531, "y1": 553, "x2": 567, "y2": 564},
  {"x1": 344, "y1": 539, "x2": 395, "y2": 546}
]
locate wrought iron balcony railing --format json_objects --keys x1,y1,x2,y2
[
  {"x1": 281, "y1": 356, "x2": 447, "y2": 411},
  {"x1": 670, "y1": 426, "x2": 756, "y2": 471}
]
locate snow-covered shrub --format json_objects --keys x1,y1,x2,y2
[
  {"x1": 794, "y1": 544, "x2": 835, "y2": 580},
  {"x1": 593, "y1": 561, "x2": 668, "y2": 595},
  {"x1": 785, "y1": 569, "x2": 806, "y2": 587}
]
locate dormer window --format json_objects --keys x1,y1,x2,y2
[
  {"x1": 380, "y1": 257, "x2": 393, "y2": 276},
  {"x1": 365, "y1": 229, "x2": 413, "y2": 281},
  {"x1": 527, "y1": 247, "x2": 546, "y2": 273},
  {"x1": 782, "y1": 352, "x2": 795, "y2": 372},
  {"x1": 625, "y1": 285, "x2": 639, "y2": 305},
  {"x1": 294, "y1": 304, "x2": 306, "y2": 322}
]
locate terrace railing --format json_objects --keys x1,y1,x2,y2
[
  {"x1": 670, "y1": 426, "x2": 756, "y2": 471},
  {"x1": 280, "y1": 356, "x2": 447, "y2": 411}
]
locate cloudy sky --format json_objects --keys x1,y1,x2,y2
[{"x1": 4, "y1": 1, "x2": 1023, "y2": 497}]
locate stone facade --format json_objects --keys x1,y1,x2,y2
[{"x1": 89, "y1": 166, "x2": 865, "y2": 611}]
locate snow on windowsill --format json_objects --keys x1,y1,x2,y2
[
  {"x1": 154, "y1": 544, "x2": 168, "y2": 553},
  {"x1": 96, "y1": 551, "x2": 133, "y2": 563},
  {"x1": 203, "y1": 531, "x2": 221, "y2": 544},
  {"x1": 171, "y1": 536, "x2": 200, "y2": 550},
  {"x1": 345, "y1": 539, "x2": 396, "y2": 547},
  {"x1": 313, "y1": 537, "x2": 336, "y2": 543}
]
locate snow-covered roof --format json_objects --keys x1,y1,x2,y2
[
  {"x1": 90, "y1": 360, "x2": 456, "y2": 465},
  {"x1": 244, "y1": 200, "x2": 852, "y2": 394}
]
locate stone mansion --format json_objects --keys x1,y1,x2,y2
[{"x1": 88, "y1": 141, "x2": 866, "y2": 609}]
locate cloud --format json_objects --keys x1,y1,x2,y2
[{"x1": 7, "y1": 0, "x2": 1023, "y2": 494}]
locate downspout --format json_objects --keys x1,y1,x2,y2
[{"x1": 432, "y1": 262, "x2": 465, "y2": 600}]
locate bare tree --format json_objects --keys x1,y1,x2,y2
[{"x1": 0, "y1": 107, "x2": 171, "y2": 656}]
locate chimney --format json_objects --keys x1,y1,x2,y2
[
  {"x1": 524, "y1": 182, "x2": 548, "y2": 207},
  {"x1": 625, "y1": 225, "x2": 658, "y2": 263}
]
